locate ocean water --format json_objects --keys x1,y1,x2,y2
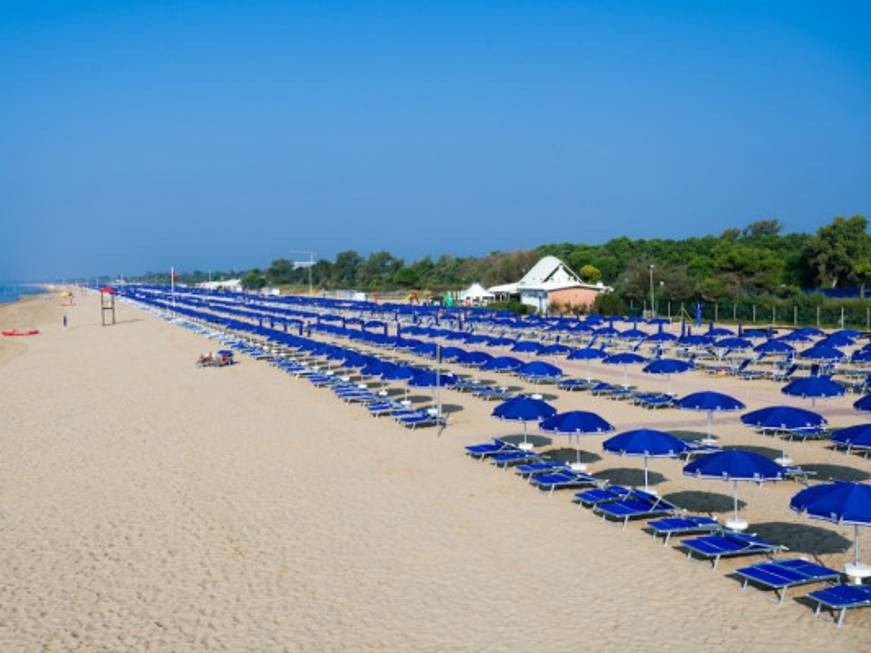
[{"x1": 0, "y1": 284, "x2": 45, "y2": 305}]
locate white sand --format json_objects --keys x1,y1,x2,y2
[{"x1": 0, "y1": 291, "x2": 869, "y2": 651}]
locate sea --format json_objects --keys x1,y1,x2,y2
[{"x1": 0, "y1": 284, "x2": 46, "y2": 305}]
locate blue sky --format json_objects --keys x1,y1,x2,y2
[{"x1": 2, "y1": 1, "x2": 870, "y2": 280}]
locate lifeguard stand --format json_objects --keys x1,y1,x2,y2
[{"x1": 100, "y1": 287, "x2": 116, "y2": 326}]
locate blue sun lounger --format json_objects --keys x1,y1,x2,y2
[
  {"x1": 465, "y1": 438, "x2": 519, "y2": 460},
  {"x1": 530, "y1": 470, "x2": 604, "y2": 496},
  {"x1": 647, "y1": 516, "x2": 720, "y2": 545},
  {"x1": 573, "y1": 486, "x2": 632, "y2": 508},
  {"x1": 472, "y1": 386, "x2": 510, "y2": 401},
  {"x1": 490, "y1": 450, "x2": 543, "y2": 468},
  {"x1": 806, "y1": 584, "x2": 871, "y2": 626},
  {"x1": 593, "y1": 490, "x2": 679, "y2": 528},
  {"x1": 735, "y1": 559, "x2": 841, "y2": 604},
  {"x1": 515, "y1": 461, "x2": 570, "y2": 479},
  {"x1": 682, "y1": 532, "x2": 785, "y2": 570},
  {"x1": 557, "y1": 379, "x2": 593, "y2": 392},
  {"x1": 397, "y1": 410, "x2": 446, "y2": 429}
]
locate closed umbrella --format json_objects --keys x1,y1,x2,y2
[{"x1": 684, "y1": 450, "x2": 786, "y2": 531}]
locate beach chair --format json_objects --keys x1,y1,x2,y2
[
  {"x1": 397, "y1": 409, "x2": 446, "y2": 429},
  {"x1": 679, "y1": 441, "x2": 723, "y2": 460},
  {"x1": 593, "y1": 490, "x2": 679, "y2": 528},
  {"x1": 557, "y1": 379, "x2": 593, "y2": 392},
  {"x1": 783, "y1": 465, "x2": 817, "y2": 485},
  {"x1": 530, "y1": 470, "x2": 604, "y2": 496},
  {"x1": 735, "y1": 559, "x2": 841, "y2": 604},
  {"x1": 367, "y1": 401, "x2": 407, "y2": 417},
  {"x1": 806, "y1": 584, "x2": 871, "y2": 626},
  {"x1": 647, "y1": 516, "x2": 720, "y2": 545},
  {"x1": 490, "y1": 450, "x2": 543, "y2": 468},
  {"x1": 472, "y1": 386, "x2": 509, "y2": 401},
  {"x1": 573, "y1": 486, "x2": 632, "y2": 508},
  {"x1": 465, "y1": 438, "x2": 519, "y2": 460},
  {"x1": 632, "y1": 392, "x2": 674, "y2": 409},
  {"x1": 514, "y1": 461, "x2": 570, "y2": 479},
  {"x1": 682, "y1": 531, "x2": 785, "y2": 570}
]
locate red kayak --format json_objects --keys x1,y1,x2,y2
[{"x1": 2, "y1": 329, "x2": 40, "y2": 336}]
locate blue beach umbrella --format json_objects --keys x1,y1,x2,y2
[
  {"x1": 603, "y1": 429, "x2": 689, "y2": 491},
  {"x1": 481, "y1": 355, "x2": 523, "y2": 372},
  {"x1": 540, "y1": 411, "x2": 615, "y2": 467},
  {"x1": 799, "y1": 345, "x2": 846, "y2": 362},
  {"x1": 517, "y1": 360, "x2": 563, "y2": 380},
  {"x1": 512, "y1": 341, "x2": 544, "y2": 354},
  {"x1": 741, "y1": 405, "x2": 827, "y2": 464},
  {"x1": 408, "y1": 370, "x2": 458, "y2": 388},
  {"x1": 602, "y1": 352, "x2": 647, "y2": 387},
  {"x1": 790, "y1": 482, "x2": 871, "y2": 576},
  {"x1": 754, "y1": 339, "x2": 795, "y2": 355},
  {"x1": 855, "y1": 395, "x2": 871, "y2": 412},
  {"x1": 463, "y1": 351, "x2": 493, "y2": 366},
  {"x1": 684, "y1": 450, "x2": 786, "y2": 531},
  {"x1": 781, "y1": 375, "x2": 845, "y2": 407},
  {"x1": 642, "y1": 358, "x2": 693, "y2": 394},
  {"x1": 568, "y1": 347, "x2": 608, "y2": 380},
  {"x1": 540, "y1": 343, "x2": 572, "y2": 356},
  {"x1": 492, "y1": 396, "x2": 557, "y2": 445},
  {"x1": 831, "y1": 424, "x2": 871, "y2": 454}
]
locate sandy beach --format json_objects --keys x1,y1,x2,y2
[{"x1": 1, "y1": 290, "x2": 870, "y2": 652}]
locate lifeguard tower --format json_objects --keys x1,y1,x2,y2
[{"x1": 100, "y1": 287, "x2": 116, "y2": 326}]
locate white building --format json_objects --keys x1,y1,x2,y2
[
  {"x1": 197, "y1": 278, "x2": 243, "y2": 292},
  {"x1": 488, "y1": 255, "x2": 611, "y2": 313}
]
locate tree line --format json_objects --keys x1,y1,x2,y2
[
  {"x1": 236, "y1": 215, "x2": 868, "y2": 299},
  {"x1": 129, "y1": 215, "x2": 870, "y2": 306}
]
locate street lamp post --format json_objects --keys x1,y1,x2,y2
[{"x1": 648, "y1": 264, "x2": 656, "y2": 318}]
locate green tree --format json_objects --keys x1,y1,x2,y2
[
  {"x1": 804, "y1": 215, "x2": 870, "y2": 287},
  {"x1": 392, "y1": 267, "x2": 420, "y2": 288},
  {"x1": 855, "y1": 261, "x2": 871, "y2": 298},
  {"x1": 579, "y1": 264, "x2": 602, "y2": 284},
  {"x1": 240, "y1": 269, "x2": 266, "y2": 290}
]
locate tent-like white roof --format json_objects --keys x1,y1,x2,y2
[
  {"x1": 488, "y1": 256, "x2": 612, "y2": 295},
  {"x1": 458, "y1": 282, "x2": 495, "y2": 300}
]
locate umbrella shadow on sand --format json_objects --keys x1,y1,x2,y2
[
  {"x1": 669, "y1": 430, "x2": 713, "y2": 443},
  {"x1": 596, "y1": 467, "x2": 667, "y2": 488},
  {"x1": 542, "y1": 447, "x2": 603, "y2": 465},
  {"x1": 501, "y1": 434, "x2": 553, "y2": 447},
  {"x1": 798, "y1": 463, "x2": 870, "y2": 483},
  {"x1": 749, "y1": 522, "x2": 852, "y2": 556},
  {"x1": 534, "y1": 392, "x2": 560, "y2": 401},
  {"x1": 662, "y1": 490, "x2": 746, "y2": 515},
  {"x1": 722, "y1": 444, "x2": 783, "y2": 459},
  {"x1": 440, "y1": 403, "x2": 464, "y2": 415}
]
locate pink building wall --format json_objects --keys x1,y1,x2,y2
[{"x1": 548, "y1": 287, "x2": 602, "y2": 308}]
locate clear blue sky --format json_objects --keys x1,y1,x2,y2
[{"x1": 2, "y1": 1, "x2": 870, "y2": 280}]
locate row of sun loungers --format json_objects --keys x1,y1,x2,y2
[{"x1": 463, "y1": 435, "x2": 867, "y2": 625}]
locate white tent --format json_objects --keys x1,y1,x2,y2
[{"x1": 458, "y1": 282, "x2": 495, "y2": 304}]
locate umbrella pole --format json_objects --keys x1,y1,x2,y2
[
  {"x1": 623, "y1": 367, "x2": 628, "y2": 388},
  {"x1": 707, "y1": 413, "x2": 713, "y2": 438},
  {"x1": 523, "y1": 421, "x2": 528, "y2": 445},
  {"x1": 732, "y1": 480, "x2": 739, "y2": 524},
  {"x1": 644, "y1": 455, "x2": 649, "y2": 492},
  {"x1": 856, "y1": 524, "x2": 861, "y2": 567}
]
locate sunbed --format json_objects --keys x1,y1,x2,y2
[
  {"x1": 735, "y1": 559, "x2": 841, "y2": 604},
  {"x1": 632, "y1": 392, "x2": 674, "y2": 409},
  {"x1": 397, "y1": 410, "x2": 446, "y2": 429},
  {"x1": 647, "y1": 516, "x2": 720, "y2": 545},
  {"x1": 530, "y1": 470, "x2": 604, "y2": 496},
  {"x1": 490, "y1": 450, "x2": 543, "y2": 468},
  {"x1": 465, "y1": 438, "x2": 519, "y2": 460},
  {"x1": 557, "y1": 379, "x2": 593, "y2": 392},
  {"x1": 515, "y1": 461, "x2": 570, "y2": 479},
  {"x1": 573, "y1": 486, "x2": 632, "y2": 508},
  {"x1": 593, "y1": 490, "x2": 679, "y2": 528},
  {"x1": 807, "y1": 584, "x2": 871, "y2": 626},
  {"x1": 682, "y1": 531, "x2": 785, "y2": 570}
]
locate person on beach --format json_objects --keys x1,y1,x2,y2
[{"x1": 62, "y1": 314, "x2": 67, "y2": 329}]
